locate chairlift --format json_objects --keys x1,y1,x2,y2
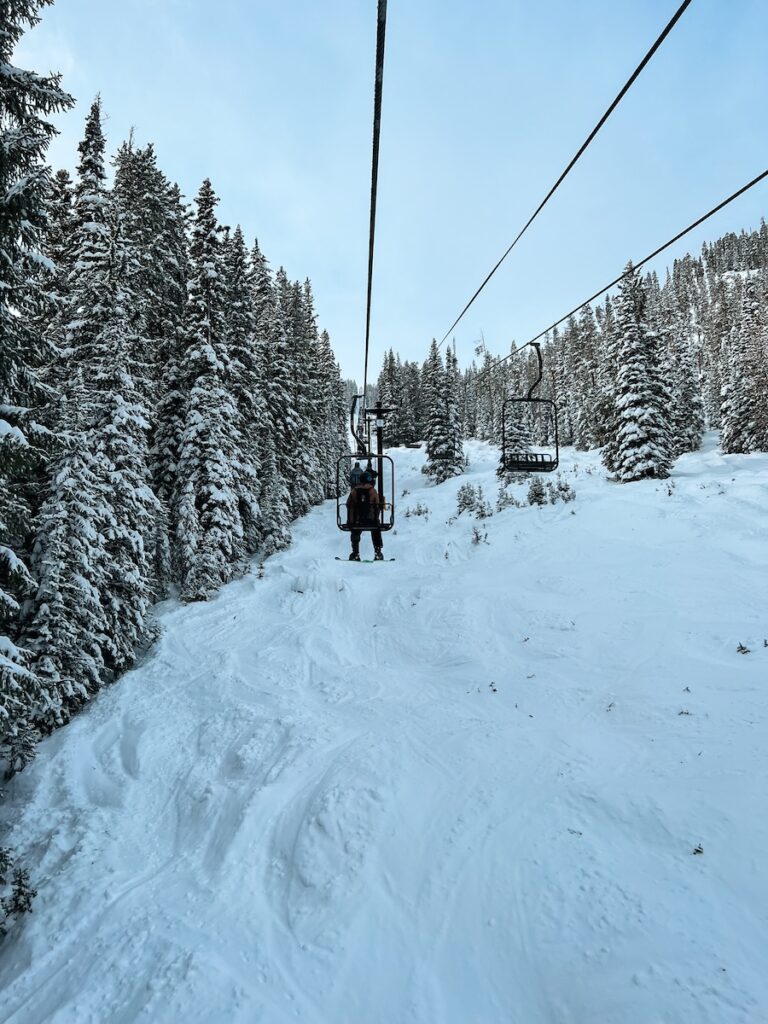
[
  {"x1": 336, "y1": 397, "x2": 395, "y2": 533},
  {"x1": 501, "y1": 343, "x2": 559, "y2": 473}
]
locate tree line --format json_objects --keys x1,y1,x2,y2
[
  {"x1": 1, "y1": 2, "x2": 348, "y2": 820},
  {"x1": 377, "y1": 222, "x2": 768, "y2": 484}
]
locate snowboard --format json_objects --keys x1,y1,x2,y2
[{"x1": 335, "y1": 556, "x2": 395, "y2": 563}]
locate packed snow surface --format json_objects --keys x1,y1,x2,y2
[{"x1": 1, "y1": 437, "x2": 767, "y2": 1023}]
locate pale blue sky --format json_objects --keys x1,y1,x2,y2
[{"x1": 17, "y1": 0, "x2": 768, "y2": 378}]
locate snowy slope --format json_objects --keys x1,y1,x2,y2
[{"x1": 1, "y1": 436, "x2": 767, "y2": 1024}]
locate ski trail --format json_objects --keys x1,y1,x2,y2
[{"x1": 1, "y1": 437, "x2": 767, "y2": 1023}]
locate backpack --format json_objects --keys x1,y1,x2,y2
[{"x1": 354, "y1": 485, "x2": 375, "y2": 523}]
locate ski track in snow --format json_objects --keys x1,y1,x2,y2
[{"x1": 1, "y1": 435, "x2": 767, "y2": 1023}]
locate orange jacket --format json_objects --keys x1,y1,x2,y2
[{"x1": 346, "y1": 483, "x2": 381, "y2": 526}]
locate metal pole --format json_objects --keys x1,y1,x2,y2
[{"x1": 375, "y1": 401, "x2": 385, "y2": 508}]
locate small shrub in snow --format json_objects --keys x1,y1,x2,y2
[
  {"x1": 404, "y1": 503, "x2": 430, "y2": 518},
  {"x1": 545, "y1": 474, "x2": 576, "y2": 505},
  {"x1": 456, "y1": 483, "x2": 477, "y2": 515},
  {"x1": 3, "y1": 729, "x2": 37, "y2": 780},
  {"x1": 457, "y1": 483, "x2": 493, "y2": 519},
  {"x1": 0, "y1": 847, "x2": 36, "y2": 938},
  {"x1": 471, "y1": 526, "x2": 488, "y2": 545},
  {"x1": 527, "y1": 478, "x2": 547, "y2": 506},
  {"x1": 474, "y1": 486, "x2": 493, "y2": 520},
  {"x1": 496, "y1": 485, "x2": 523, "y2": 511}
]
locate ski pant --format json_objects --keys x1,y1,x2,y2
[{"x1": 350, "y1": 528, "x2": 383, "y2": 555}]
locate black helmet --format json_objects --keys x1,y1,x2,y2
[{"x1": 361, "y1": 470, "x2": 374, "y2": 484}]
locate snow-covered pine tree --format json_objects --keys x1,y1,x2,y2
[
  {"x1": 700, "y1": 275, "x2": 732, "y2": 429},
  {"x1": 84, "y1": 244, "x2": 158, "y2": 675},
  {"x1": 174, "y1": 180, "x2": 244, "y2": 601},
  {"x1": 423, "y1": 341, "x2": 463, "y2": 483},
  {"x1": 25, "y1": 448, "x2": 111, "y2": 726},
  {"x1": 112, "y1": 142, "x2": 188, "y2": 402},
  {"x1": 1, "y1": 0, "x2": 73, "y2": 764},
  {"x1": 420, "y1": 339, "x2": 442, "y2": 458},
  {"x1": 250, "y1": 245, "x2": 296, "y2": 542},
  {"x1": 377, "y1": 350, "x2": 401, "y2": 446},
  {"x1": 459, "y1": 361, "x2": 477, "y2": 440},
  {"x1": 26, "y1": 98, "x2": 146, "y2": 721},
  {"x1": 297, "y1": 278, "x2": 327, "y2": 506},
  {"x1": 257, "y1": 435, "x2": 291, "y2": 556},
  {"x1": 602, "y1": 263, "x2": 674, "y2": 481},
  {"x1": 274, "y1": 272, "x2": 323, "y2": 516},
  {"x1": 655, "y1": 277, "x2": 704, "y2": 456},
  {"x1": 400, "y1": 360, "x2": 422, "y2": 444},
  {"x1": 570, "y1": 306, "x2": 604, "y2": 449},
  {"x1": 720, "y1": 276, "x2": 768, "y2": 453},
  {"x1": 150, "y1": 180, "x2": 192, "y2": 568},
  {"x1": 35, "y1": 168, "x2": 75, "y2": 333},
  {"x1": 221, "y1": 225, "x2": 262, "y2": 552},
  {"x1": 314, "y1": 328, "x2": 349, "y2": 497}
]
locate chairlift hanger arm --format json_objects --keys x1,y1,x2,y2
[
  {"x1": 527, "y1": 343, "x2": 544, "y2": 400},
  {"x1": 350, "y1": 394, "x2": 367, "y2": 455}
]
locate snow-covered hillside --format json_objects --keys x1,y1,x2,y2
[{"x1": 1, "y1": 437, "x2": 766, "y2": 1024}]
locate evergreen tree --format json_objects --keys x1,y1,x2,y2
[
  {"x1": 257, "y1": 435, "x2": 291, "y2": 557},
  {"x1": 656, "y1": 281, "x2": 705, "y2": 456},
  {"x1": 423, "y1": 341, "x2": 463, "y2": 483},
  {"x1": 720, "y1": 277, "x2": 768, "y2": 453},
  {"x1": 1, "y1": 0, "x2": 73, "y2": 759},
  {"x1": 26, "y1": 100, "x2": 154, "y2": 717},
  {"x1": 250, "y1": 245, "x2": 296, "y2": 542},
  {"x1": 602, "y1": 264, "x2": 673, "y2": 481},
  {"x1": 174, "y1": 180, "x2": 244, "y2": 600},
  {"x1": 315, "y1": 328, "x2": 349, "y2": 496},
  {"x1": 112, "y1": 141, "x2": 188, "y2": 405},
  {"x1": 400, "y1": 360, "x2": 422, "y2": 444},
  {"x1": 221, "y1": 226, "x2": 262, "y2": 552},
  {"x1": 36, "y1": 168, "x2": 75, "y2": 329},
  {"x1": 84, "y1": 277, "x2": 156, "y2": 675}
]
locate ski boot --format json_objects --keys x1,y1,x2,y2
[
  {"x1": 349, "y1": 552, "x2": 361, "y2": 561},
  {"x1": 373, "y1": 549, "x2": 384, "y2": 561}
]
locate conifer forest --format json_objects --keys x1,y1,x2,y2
[
  {"x1": 378, "y1": 229, "x2": 768, "y2": 485},
  {"x1": 1, "y1": 1, "x2": 353, "y2": 921},
  {"x1": 2, "y1": 1, "x2": 768, "y2": 1018}
]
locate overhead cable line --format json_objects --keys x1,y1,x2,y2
[
  {"x1": 438, "y1": 0, "x2": 693, "y2": 349},
  {"x1": 474, "y1": 167, "x2": 768, "y2": 383},
  {"x1": 362, "y1": 0, "x2": 388, "y2": 401}
]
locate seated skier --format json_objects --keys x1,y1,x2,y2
[{"x1": 346, "y1": 469, "x2": 384, "y2": 561}]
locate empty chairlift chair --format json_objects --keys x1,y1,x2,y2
[{"x1": 501, "y1": 342, "x2": 559, "y2": 473}]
